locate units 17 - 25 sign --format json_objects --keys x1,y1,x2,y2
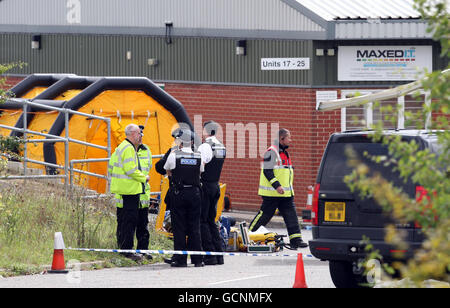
[
  {"x1": 338, "y1": 46, "x2": 432, "y2": 81},
  {"x1": 261, "y1": 58, "x2": 310, "y2": 70}
]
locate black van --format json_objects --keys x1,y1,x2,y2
[{"x1": 309, "y1": 130, "x2": 440, "y2": 288}]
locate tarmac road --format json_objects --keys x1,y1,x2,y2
[{"x1": 0, "y1": 227, "x2": 334, "y2": 288}]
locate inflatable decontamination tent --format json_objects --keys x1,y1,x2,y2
[
  {"x1": 8, "y1": 75, "x2": 99, "y2": 169},
  {"x1": 6, "y1": 74, "x2": 193, "y2": 195},
  {"x1": 0, "y1": 74, "x2": 74, "y2": 137}
]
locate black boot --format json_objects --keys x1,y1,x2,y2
[
  {"x1": 204, "y1": 256, "x2": 218, "y2": 265},
  {"x1": 290, "y1": 238, "x2": 308, "y2": 249},
  {"x1": 216, "y1": 255, "x2": 224, "y2": 265}
]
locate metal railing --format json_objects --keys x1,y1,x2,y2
[
  {"x1": 1, "y1": 99, "x2": 166, "y2": 197},
  {"x1": 0, "y1": 99, "x2": 111, "y2": 195}
]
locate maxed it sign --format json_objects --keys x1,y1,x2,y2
[{"x1": 338, "y1": 45, "x2": 433, "y2": 81}]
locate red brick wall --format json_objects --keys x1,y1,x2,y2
[
  {"x1": 166, "y1": 83, "x2": 341, "y2": 213},
  {"x1": 3, "y1": 76, "x2": 341, "y2": 213},
  {"x1": 1, "y1": 76, "x2": 24, "y2": 91}
]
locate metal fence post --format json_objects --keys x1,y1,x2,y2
[{"x1": 64, "y1": 110, "x2": 70, "y2": 196}]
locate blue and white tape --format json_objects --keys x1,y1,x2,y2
[{"x1": 66, "y1": 247, "x2": 316, "y2": 259}]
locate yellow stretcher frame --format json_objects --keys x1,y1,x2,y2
[{"x1": 154, "y1": 177, "x2": 227, "y2": 237}]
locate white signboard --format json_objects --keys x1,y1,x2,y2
[
  {"x1": 316, "y1": 91, "x2": 338, "y2": 110},
  {"x1": 338, "y1": 46, "x2": 432, "y2": 81},
  {"x1": 261, "y1": 58, "x2": 310, "y2": 70}
]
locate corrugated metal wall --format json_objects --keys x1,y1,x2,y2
[
  {"x1": 0, "y1": 0, "x2": 323, "y2": 33},
  {"x1": 0, "y1": 33, "x2": 314, "y2": 86}
]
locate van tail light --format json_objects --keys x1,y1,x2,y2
[
  {"x1": 416, "y1": 185, "x2": 428, "y2": 203},
  {"x1": 312, "y1": 183, "x2": 320, "y2": 226},
  {"x1": 415, "y1": 185, "x2": 438, "y2": 228}
]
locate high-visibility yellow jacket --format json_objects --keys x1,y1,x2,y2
[
  {"x1": 137, "y1": 144, "x2": 152, "y2": 208},
  {"x1": 111, "y1": 144, "x2": 153, "y2": 208},
  {"x1": 258, "y1": 145, "x2": 294, "y2": 197},
  {"x1": 109, "y1": 139, "x2": 148, "y2": 197}
]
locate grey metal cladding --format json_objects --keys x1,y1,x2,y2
[
  {"x1": 0, "y1": 0, "x2": 325, "y2": 39},
  {"x1": 0, "y1": 33, "x2": 314, "y2": 86}
]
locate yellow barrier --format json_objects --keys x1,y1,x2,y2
[{"x1": 154, "y1": 178, "x2": 227, "y2": 237}]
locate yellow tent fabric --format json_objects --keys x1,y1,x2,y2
[
  {"x1": 0, "y1": 110, "x2": 23, "y2": 137},
  {"x1": 20, "y1": 87, "x2": 48, "y2": 99},
  {"x1": 54, "y1": 90, "x2": 179, "y2": 194},
  {"x1": 0, "y1": 86, "x2": 49, "y2": 137},
  {"x1": 25, "y1": 90, "x2": 83, "y2": 170}
]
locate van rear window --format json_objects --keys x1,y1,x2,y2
[{"x1": 321, "y1": 142, "x2": 409, "y2": 188}]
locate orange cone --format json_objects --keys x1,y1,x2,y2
[
  {"x1": 292, "y1": 253, "x2": 308, "y2": 288},
  {"x1": 48, "y1": 232, "x2": 69, "y2": 274}
]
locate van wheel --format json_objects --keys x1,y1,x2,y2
[{"x1": 329, "y1": 261, "x2": 371, "y2": 288}]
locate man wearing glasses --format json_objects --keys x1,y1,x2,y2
[{"x1": 109, "y1": 124, "x2": 150, "y2": 261}]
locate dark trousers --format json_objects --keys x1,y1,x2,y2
[
  {"x1": 116, "y1": 194, "x2": 149, "y2": 250},
  {"x1": 200, "y1": 181, "x2": 224, "y2": 258},
  {"x1": 249, "y1": 196, "x2": 301, "y2": 237},
  {"x1": 170, "y1": 187, "x2": 203, "y2": 264}
]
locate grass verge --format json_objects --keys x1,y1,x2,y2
[{"x1": 0, "y1": 179, "x2": 172, "y2": 277}]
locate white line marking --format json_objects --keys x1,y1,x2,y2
[{"x1": 209, "y1": 274, "x2": 270, "y2": 286}]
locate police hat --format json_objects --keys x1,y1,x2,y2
[
  {"x1": 203, "y1": 120, "x2": 218, "y2": 136},
  {"x1": 171, "y1": 128, "x2": 193, "y2": 143},
  {"x1": 171, "y1": 128, "x2": 183, "y2": 138}
]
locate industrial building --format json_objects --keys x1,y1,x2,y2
[{"x1": 1, "y1": 0, "x2": 447, "y2": 211}]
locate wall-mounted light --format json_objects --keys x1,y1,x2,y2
[
  {"x1": 316, "y1": 48, "x2": 336, "y2": 57},
  {"x1": 147, "y1": 58, "x2": 159, "y2": 66},
  {"x1": 236, "y1": 40, "x2": 247, "y2": 56},
  {"x1": 31, "y1": 34, "x2": 41, "y2": 50},
  {"x1": 165, "y1": 21, "x2": 173, "y2": 44},
  {"x1": 126, "y1": 51, "x2": 132, "y2": 61}
]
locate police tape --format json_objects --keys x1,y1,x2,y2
[{"x1": 66, "y1": 247, "x2": 316, "y2": 259}]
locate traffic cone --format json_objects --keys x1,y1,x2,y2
[
  {"x1": 292, "y1": 253, "x2": 308, "y2": 288},
  {"x1": 48, "y1": 232, "x2": 69, "y2": 274}
]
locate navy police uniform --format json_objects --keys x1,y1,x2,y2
[
  {"x1": 198, "y1": 136, "x2": 226, "y2": 265},
  {"x1": 164, "y1": 144, "x2": 204, "y2": 267}
]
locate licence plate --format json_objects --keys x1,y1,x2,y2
[{"x1": 324, "y1": 202, "x2": 345, "y2": 222}]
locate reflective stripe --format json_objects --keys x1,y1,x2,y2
[
  {"x1": 110, "y1": 140, "x2": 147, "y2": 195},
  {"x1": 259, "y1": 145, "x2": 294, "y2": 197},
  {"x1": 258, "y1": 185, "x2": 293, "y2": 192},
  {"x1": 289, "y1": 233, "x2": 302, "y2": 240},
  {"x1": 249, "y1": 210, "x2": 263, "y2": 231},
  {"x1": 110, "y1": 161, "x2": 122, "y2": 168},
  {"x1": 123, "y1": 157, "x2": 135, "y2": 164},
  {"x1": 114, "y1": 195, "x2": 123, "y2": 208},
  {"x1": 111, "y1": 173, "x2": 133, "y2": 180},
  {"x1": 260, "y1": 163, "x2": 292, "y2": 169},
  {"x1": 273, "y1": 165, "x2": 293, "y2": 169},
  {"x1": 125, "y1": 167, "x2": 138, "y2": 176}
]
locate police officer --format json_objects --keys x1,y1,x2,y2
[
  {"x1": 198, "y1": 121, "x2": 226, "y2": 265},
  {"x1": 164, "y1": 128, "x2": 204, "y2": 267},
  {"x1": 249, "y1": 128, "x2": 308, "y2": 249},
  {"x1": 109, "y1": 124, "x2": 150, "y2": 261}
]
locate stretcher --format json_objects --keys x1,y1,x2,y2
[{"x1": 154, "y1": 177, "x2": 226, "y2": 238}]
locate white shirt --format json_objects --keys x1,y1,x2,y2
[
  {"x1": 164, "y1": 146, "x2": 204, "y2": 172},
  {"x1": 197, "y1": 136, "x2": 220, "y2": 165}
]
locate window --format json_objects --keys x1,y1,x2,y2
[{"x1": 340, "y1": 90, "x2": 431, "y2": 131}]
